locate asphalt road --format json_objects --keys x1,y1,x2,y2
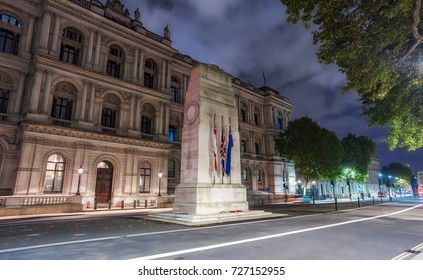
[{"x1": 0, "y1": 201, "x2": 422, "y2": 260}]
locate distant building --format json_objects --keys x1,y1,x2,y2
[
  {"x1": 0, "y1": 0, "x2": 294, "y2": 213},
  {"x1": 417, "y1": 171, "x2": 423, "y2": 187}
]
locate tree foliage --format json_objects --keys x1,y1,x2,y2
[
  {"x1": 382, "y1": 162, "x2": 413, "y2": 180},
  {"x1": 341, "y1": 133, "x2": 376, "y2": 183},
  {"x1": 276, "y1": 117, "x2": 343, "y2": 195},
  {"x1": 280, "y1": 0, "x2": 423, "y2": 151}
]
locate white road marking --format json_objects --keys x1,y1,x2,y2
[
  {"x1": 132, "y1": 205, "x2": 422, "y2": 260},
  {"x1": 0, "y1": 205, "x2": 419, "y2": 256}
]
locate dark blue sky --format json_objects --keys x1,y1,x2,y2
[{"x1": 120, "y1": 0, "x2": 422, "y2": 172}]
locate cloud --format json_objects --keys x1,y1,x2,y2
[{"x1": 120, "y1": 0, "x2": 423, "y2": 171}]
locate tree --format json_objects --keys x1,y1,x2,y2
[
  {"x1": 275, "y1": 117, "x2": 344, "y2": 196},
  {"x1": 280, "y1": 0, "x2": 423, "y2": 151},
  {"x1": 340, "y1": 133, "x2": 376, "y2": 183},
  {"x1": 381, "y1": 162, "x2": 413, "y2": 188}
]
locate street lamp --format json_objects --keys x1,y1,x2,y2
[
  {"x1": 345, "y1": 168, "x2": 352, "y2": 200},
  {"x1": 76, "y1": 165, "x2": 83, "y2": 196},
  {"x1": 158, "y1": 170, "x2": 162, "y2": 196}
]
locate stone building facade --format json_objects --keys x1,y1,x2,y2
[{"x1": 0, "y1": 0, "x2": 294, "y2": 210}]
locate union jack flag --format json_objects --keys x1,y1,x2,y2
[
  {"x1": 220, "y1": 126, "x2": 226, "y2": 177},
  {"x1": 212, "y1": 120, "x2": 218, "y2": 177}
]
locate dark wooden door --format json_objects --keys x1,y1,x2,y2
[{"x1": 95, "y1": 168, "x2": 113, "y2": 203}]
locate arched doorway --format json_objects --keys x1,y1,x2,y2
[{"x1": 95, "y1": 161, "x2": 113, "y2": 203}]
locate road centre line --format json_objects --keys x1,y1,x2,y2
[{"x1": 132, "y1": 204, "x2": 421, "y2": 260}]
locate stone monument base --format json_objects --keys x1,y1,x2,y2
[
  {"x1": 147, "y1": 183, "x2": 284, "y2": 226},
  {"x1": 147, "y1": 210, "x2": 284, "y2": 226},
  {"x1": 172, "y1": 183, "x2": 249, "y2": 215}
]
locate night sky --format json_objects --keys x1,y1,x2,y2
[{"x1": 119, "y1": 0, "x2": 423, "y2": 172}]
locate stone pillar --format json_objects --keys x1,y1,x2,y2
[
  {"x1": 93, "y1": 32, "x2": 102, "y2": 70},
  {"x1": 164, "y1": 104, "x2": 169, "y2": 136},
  {"x1": 41, "y1": 70, "x2": 53, "y2": 114},
  {"x1": 39, "y1": 12, "x2": 52, "y2": 53},
  {"x1": 135, "y1": 97, "x2": 141, "y2": 130},
  {"x1": 85, "y1": 30, "x2": 95, "y2": 67},
  {"x1": 14, "y1": 72, "x2": 26, "y2": 114},
  {"x1": 138, "y1": 50, "x2": 144, "y2": 83},
  {"x1": 129, "y1": 95, "x2": 135, "y2": 129},
  {"x1": 50, "y1": 14, "x2": 61, "y2": 56},
  {"x1": 132, "y1": 48, "x2": 139, "y2": 82},
  {"x1": 88, "y1": 84, "x2": 95, "y2": 122},
  {"x1": 29, "y1": 70, "x2": 44, "y2": 113},
  {"x1": 79, "y1": 82, "x2": 88, "y2": 120},
  {"x1": 24, "y1": 16, "x2": 35, "y2": 55}
]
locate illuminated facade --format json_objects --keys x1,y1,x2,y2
[{"x1": 0, "y1": 0, "x2": 293, "y2": 211}]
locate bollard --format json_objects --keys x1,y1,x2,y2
[
  {"x1": 108, "y1": 200, "x2": 112, "y2": 209},
  {"x1": 133, "y1": 200, "x2": 136, "y2": 209},
  {"x1": 94, "y1": 200, "x2": 98, "y2": 210},
  {"x1": 372, "y1": 196, "x2": 375, "y2": 205},
  {"x1": 358, "y1": 197, "x2": 361, "y2": 208},
  {"x1": 145, "y1": 199, "x2": 147, "y2": 208},
  {"x1": 121, "y1": 200, "x2": 124, "y2": 209},
  {"x1": 312, "y1": 196, "x2": 315, "y2": 205},
  {"x1": 334, "y1": 197, "x2": 338, "y2": 211}
]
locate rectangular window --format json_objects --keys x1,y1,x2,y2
[
  {"x1": 141, "y1": 116, "x2": 151, "y2": 134},
  {"x1": 144, "y1": 73, "x2": 154, "y2": 88},
  {"x1": 277, "y1": 118, "x2": 282, "y2": 129},
  {"x1": 254, "y1": 114, "x2": 259, "y2": 125},
  {"x1": 171, "y1": 86, "x2": 179, "y2": 102},
  {"x1": 254, "y1": 143, "x2": 260, "y2": 155},
  {"x1": 169, "y1": 125, "x2": 177, "y2": 142},
  {"x1": 51, "y1": 97, "x2": 73, "y2": 120},
  {"x1": 106, "y1": 61, "x2": 120, "y2": 78},
  {"x1": 0, "y1": 29, "x2": 19, "y2": 55},
  {"x1": 0, "y1": 89, "x2": 10, "y2": 113},
  {"x1": 168, "y1": 160, "x2": 175, "y2": 178},
  {"x1": 60, "y1": 45, "x2": 79, "y2": 65},
  {"x1": 102, "y1": 108, "x2": 116, "y2": 128}
]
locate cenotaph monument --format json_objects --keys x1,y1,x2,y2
[{"x1": 149, "y1": 63, "x2": 276, "y2": 225}]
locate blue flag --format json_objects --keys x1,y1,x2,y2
[{"x1": 225, "y1": 126, "x2": 234, "y2": 176}]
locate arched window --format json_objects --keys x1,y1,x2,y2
[
  {"x1": 168, "y1": 160, "x2": 175, "y2": 178},
  {"x1": 106, "y1": 45, "x2": 124, "y2": 78},
  {"x1": 43, "y1": 154, "x2": 66, "y2": 193},
  {"x1": 0, "y1": 13, "x2": 21, "y2": 55},
  {"x1": 144, "y1": 59, "x2": 157, "y2": 89},
  {"x1": 170, "y1": 75, "x2": 181, "y2": 103},
  {"x1": 60, "y1": 27, "x2": 83, "y2": 65},
  {"x1": 139, "y1": 162, "x2": 151, "y2": 193}
]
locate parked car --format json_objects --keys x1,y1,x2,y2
[{"x1": 377, "y1": 192, "x2": 386, "y2": 197}]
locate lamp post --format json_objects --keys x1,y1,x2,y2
[
  {"x1": 345, "y1": 168, "x2": 352, "y2": 201},
  {"x1": 297, "y1": 179, "x2": 302, "y2": 195},
  {"x1": 76, "y1": 165, "x2": 83, "y2": 196},
  {"x1": 158, "y1": 170, "x2": 162, "y2": 196}
]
